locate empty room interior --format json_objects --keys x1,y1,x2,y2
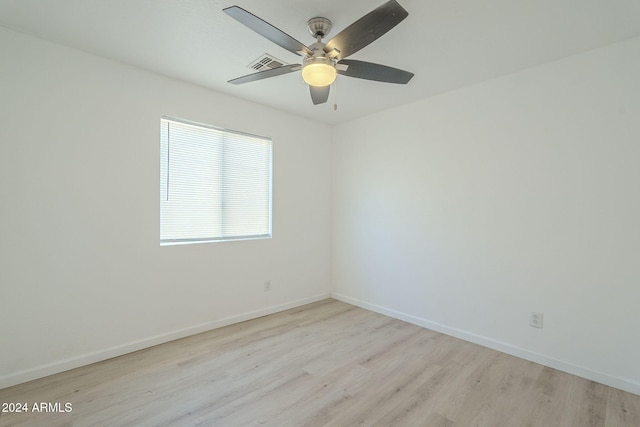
[{"x1": 1, "y1": 0, "x2": 639, "y2": 425}]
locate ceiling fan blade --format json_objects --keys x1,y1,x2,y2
[
  {"x1": 310, "y1": 85, "x2": 330, "y2": 105},
  {"x1": 224, "y1": 6, "x2": 313, "y2": 57},
  {"x1": 228, "y1": 64, "x2": 300, "y2": 85},
  {"x1": 323, "y1": 0, "x2": 408, "y2": 61},
  {"x1": 337, "y1": 59, "x2": 414, "y2": 84}
]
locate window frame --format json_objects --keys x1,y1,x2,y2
[{"x1": 160, "y1": 116, "x2": 273, "y2": 246}]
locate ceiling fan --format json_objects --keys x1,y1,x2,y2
[{"x1": 223, "y1": 0, "x2": 414, "y2": 105}]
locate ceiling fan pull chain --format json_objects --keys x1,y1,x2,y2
[{"x1": 333, "y1": 80, "x2": 338, "y2": 111}]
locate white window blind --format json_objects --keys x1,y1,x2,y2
[{"x1": 160, "y1": 117, "x2": 272, "y2": 245}]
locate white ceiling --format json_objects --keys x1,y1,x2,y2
[{"x1": 1, "y1": 0, "x2": 640, "y2": 124}]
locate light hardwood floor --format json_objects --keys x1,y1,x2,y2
[{"x1": 1, "y1": 299, "x2": 639, "y2": 426}]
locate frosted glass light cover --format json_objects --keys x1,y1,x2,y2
[{"x1": 302, "y1": 63, "x2": 337, "y2": 87}]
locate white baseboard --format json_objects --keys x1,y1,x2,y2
[
  {"x1": 331, "y1": 292, "x2": 640, "y2": 396},
  {"x1": 0, "y1": 293, "x2": 331, "y2": 389}
]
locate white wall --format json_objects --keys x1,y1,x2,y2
[
  {"x1": 0, "y1": 27, "x2": 332, "y2": 387},
  {"x1": 332, "y1": 37, "x2": 640, "y2": 395}
]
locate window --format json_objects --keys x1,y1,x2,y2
[{"x1": 160, "y1": 117, "x2": 272, "y2": 245}]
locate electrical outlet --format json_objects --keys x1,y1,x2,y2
[
  {"x1": 264, "y1": 280, "x2": 271, "y2": 292},
  {"x1": 530, "y1": 312, "x2": 543, "y2": 328}
]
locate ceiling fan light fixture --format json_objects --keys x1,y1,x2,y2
[{"x1": 302, "y1": 59, "x2": 337, "y2": 87}]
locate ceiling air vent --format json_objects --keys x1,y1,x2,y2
[{"x1": 248, "y1": 54, "x2": 286, "y2": 71}]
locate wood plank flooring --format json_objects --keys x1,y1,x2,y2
[{"x1": 1, "y1": 299, "x2": 639, "y2": 426}]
